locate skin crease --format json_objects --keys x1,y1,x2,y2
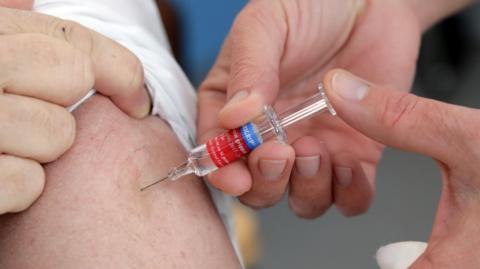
[
  {"x1": 198, "y1": 0, "x2": 421, "y2": 217},
  {"x1": 0, "y1": 96, "x2": 241, "y2": 269}
]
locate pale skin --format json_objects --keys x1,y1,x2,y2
[
  {"x1": 199, "y1": 0, "x2": 476, "y2": 216},
  {"x1": 323, "y1": 69, "x2": 480, "y2": 268},
  {"x1": 0, "y1": 0, "x2": 151, "y2": 214},
  {"x1": 198, "y1": 0, "x2": 423, "y2": 216},
  {"x1": 0, "y1": 1, "x2": 241, "y2": 267},
  {"x1": 0, "y1": 95, "x2": 241, "y2": 268},
  {"x1": 1, "y1": 0, "x2": 478, "y2": 267},
  {"x1": 198, "y1": 0, "x2": 479, "y2": 267}
]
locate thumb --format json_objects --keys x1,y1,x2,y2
[
  {"x1": 324, "y1": 69, "x2": 475, "y2": 165},
  {"x1": 218, "y1": 1, "x2": 287, "y2": 129}
]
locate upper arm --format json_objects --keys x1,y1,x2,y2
[{"x1": 0, "y1": 95, "x2": 241, "y2": 269}]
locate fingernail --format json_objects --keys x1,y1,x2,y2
[
  {"x1": 225, "y1": 90, "x2": 249, "y2": 109},
  {"x1": 335, "y1": 166, "x2": 352, "y2": 187},
  {"x1": 332, "y1": 71, "x2": 370, "y2": 101},
  {"x1": 259, "y1": 159, "x2": 287, "y2": 181},
  {"x1": 295, "y1": 156, "x2": 320, "y2": 178},
  {"x1": 134, "y1": 88, "x2": 152, "y2": 118}
]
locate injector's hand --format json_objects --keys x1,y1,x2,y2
[
  {"x1": 324, "y1": 69, "x2": 480, "y2": 269},
  {"x1": 198, "y1": 0, "x2": 421, "y2": 218}
]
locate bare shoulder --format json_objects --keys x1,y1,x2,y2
[{"x1": 0, "y1": 95, "x2": 241, "y2": 269}]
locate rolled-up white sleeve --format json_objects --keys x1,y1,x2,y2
[{"x1": 34, "y1": 0, "x2": 197, "y2": 150}]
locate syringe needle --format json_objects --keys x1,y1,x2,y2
[{"x1": 140, "y1": 176, "x2": 169, "y2": 191}]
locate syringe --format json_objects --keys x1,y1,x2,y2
[{"x1": 140, "y1": 84, "x2": 336, "y2": 191}]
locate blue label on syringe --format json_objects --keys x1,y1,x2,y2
[{"x1": 240, "y1": 122, "x2": 262, "y2": 150}]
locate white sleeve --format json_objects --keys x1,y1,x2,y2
[{"x1": 34, "y1": 0, "x2": 197, "y2": 150}]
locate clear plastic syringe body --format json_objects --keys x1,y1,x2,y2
[{"x1": 155, "y1": 84, "x2": 336, "y2": 183}]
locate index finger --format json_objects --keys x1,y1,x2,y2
[
  {"x1": 0, "y1": 7, "x2": 150, "y2": 118},
  {"x1": 217, "y1": 1, "x2": 287, "y2": 129},
  {"x1": 197, "y1": 38, "x2": 254, "y2": 196}
]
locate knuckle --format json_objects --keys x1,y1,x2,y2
[
  {"x1": 37, "y1": 107, "x2": 76, "y2": 162},
  {"x1": 49, "y1": 18, "x2": 94, "y2": 53},
  {"x1": 126, "y1": 54, "x2": 144, "y2": 93},
  {"x1": 198, "y1": 73, "x2": 227, "y2": 96},
  {"x1": 67, "y1": 49, "x2": 94, "y2": 103},
  {"x1": 230, "y1": 55, "x2": 256, "y2": 80},
  {"x1": 0, "y1": 7, "x2": 24, "y2": 34},
  {"x1": 377, "y1": 92, "x2": 420, "y2": 129},
  {"x1": 229, "y1": 56, "x2": 276, "y2": 94}
]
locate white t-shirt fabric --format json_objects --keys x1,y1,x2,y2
[
  {"x1": 35, "y1": 0, "x2": 195, "y2": 149},
  {"x1": 33, "y1": 0, "x2": 240, "y2": 262}
]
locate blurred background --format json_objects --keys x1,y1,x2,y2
[{"x1": 158, "y1": 1, "x2": 480, "y2": 268}]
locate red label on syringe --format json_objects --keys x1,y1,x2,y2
[{"x1": 206, "y1": 122, "x2": 262, "y2": 168}]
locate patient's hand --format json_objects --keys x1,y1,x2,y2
[
  {"x1": 0, "y1": 95, "x2": 241, "y2": 268},
  {"x1": 0, "y1": 4, "x2": 150, "y2": 214}
]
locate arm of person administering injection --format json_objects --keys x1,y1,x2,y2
[
  {"x1": 0, "y1": 1, "x2": 151, "y2": 215},
  {"x1": 198, "y1": 0, "x2": 476, "y2": 218}
]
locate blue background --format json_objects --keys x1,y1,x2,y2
[{"x1": 169, "y1": 0, "x2": 247, "y2": 86}]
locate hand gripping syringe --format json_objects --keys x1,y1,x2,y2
[{"x1": 140, "y1": 84, "x2": 336, "y2": 191}]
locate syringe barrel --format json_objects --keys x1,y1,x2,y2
[
  {"x1": 142, "y1": 85, "x2": 335, "y2": 187},
  {"x1": 200, "y1": 84, "x2": 335, "y2": 171}
]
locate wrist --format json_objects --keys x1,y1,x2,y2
[{"x1": 405, "y1": 0, "x2": 476, "y2": 31}]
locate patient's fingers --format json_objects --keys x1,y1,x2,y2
[
  {"x1": 288, "y1": 137, "x2": 333, "y2": 219},
  {"x1": 0, "y1": 34, "x2": 94, "y2": 106},
  {"x1": 239, "y1": 141, "x2": 294, "y2": 209},
  {"x1": 0, "y1": 94, "x2": 75, "y2": 163},
  {"x1": 332, "y1": 153, "x2": 374, "y2": 217},
  {"x1": 0, "y1": 7, "x2": 150, "y2": 118},
  {"x1": 0, "y1": 155, "x2": 45, "y2": 214}
]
